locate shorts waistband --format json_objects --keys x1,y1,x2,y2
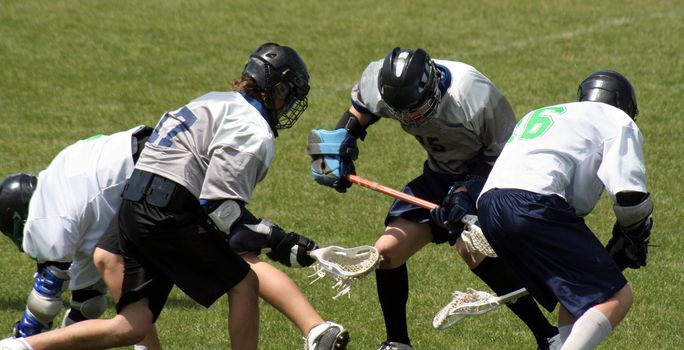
[{"x1": 122, "y1": 169, "x2": 197, "y2": 210}]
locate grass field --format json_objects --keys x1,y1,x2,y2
[{"x1": 1, "y1": 1, "x2": 683, "y2": 349}]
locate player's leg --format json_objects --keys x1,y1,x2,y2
[
  {"x1": 241, "y1": 253, "x2": 348, "y2": 350},
  {"x1": 243, "y1": 252, "x2": 323, "y2": 332},
  {"x1": 479, "y1": 189, "x2": 625, "y2": 350},
  {"x1": 226, "y1": 269, "x2": 259, "y2": 350},
  {"x1": 61, "y1": 280, "x2": 107, "y2": 326},
  {"x1": 94, "y1": 211, "x2": 163, "y2": 350},
  {"x1": 562, "y1": 284, "x2": 633, "y2": 349},
  {"x1": 374, "y1": 217, "x2": 432, "y2": 349},
  {"x1": 0, "y1": 299, "x2": 155, "y2": 350},
  {"x1": 93, "y1": 247, "x2": 163, "y2": 350},
  {"x1": 12, "y1": 262, "x2": 71, "y2": 338},
  {"x1": 455, "y1": 240, "x2": 559, "y2": 349}
]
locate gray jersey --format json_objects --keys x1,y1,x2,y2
[
  {"x1": 136, "y1": 92, "x2": 275, "y2": 203},
  {"x1": 352, "y1": 59, "x2": 515, "y2": 175}
]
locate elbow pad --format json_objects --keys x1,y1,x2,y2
[
  {"x1": 205, "y1": 200, "x2": 243, "y2": 233},
  {"x1": 614, "y1": 192, "x2": 653, "y2": 230}
]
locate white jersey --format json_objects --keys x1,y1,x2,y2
[
  {"x1": 479, "y1": 102, "x2": 647, "y2": 216},
  {"x1": 136, "y1": 92, "x2": 274, "y2": 202},
  {"x1": 23, "y1": 125, "x2": 144, "y2": 289},
  {"x1": 352, "y1": 59, "x2": 515, "y2": 174}
]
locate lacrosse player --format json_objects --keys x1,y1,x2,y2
[
  {"x1": 0, "y1": 126, "x2": 161, "y2": 350},
  {"x1": 308, "y1": 47, "x2": 559, "y2": 350},
  {"x1": 475, "y1": 70, "x2": 651, "y2": 349},
  {"x1": 0, "y1": 43, "x2": 348, "y2": 350}
]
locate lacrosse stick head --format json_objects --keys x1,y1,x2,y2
[
  {"x1": 432, "y1": 288, "x2": 502, "y2": 330},
  {"x1": 308, "y1": 245, "x2": 382, "y2": 299},
  {"x1": 460, "y1": 215, "x2": 497, "y2": 257}
]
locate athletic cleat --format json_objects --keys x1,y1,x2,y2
[
  {"x1": 305, "y1": 321, "x2": 349, "y2": 350},
  {"x1": 378, "y1": 341, "x2": 414, "y2": 350},
  {"x1": 12, "y1": 311, "x2": 51, "y2": 338},
  {"x1": 536, "y1": 333, "x2": 561, "y2": 350}
]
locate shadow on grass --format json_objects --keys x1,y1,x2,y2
[{"x1": 0, "y1": 297, "x2": 26, "y2": 312}]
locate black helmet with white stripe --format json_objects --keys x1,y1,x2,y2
[
  {"x1": 379, "y1": 47, "x2": 441, "y2": 127},
  {"x1": 578, "y1": 70, "x2": 638, "y2": 120},
  {"x1": 242, "y1": 43, "x2": 310, "y2": 130}
]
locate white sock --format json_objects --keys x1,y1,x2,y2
[
  {"x1": 561, "y1": 308, "x2": 612, "y2": 350},
  {"x1": 558, "y1": 324, "x2": 572, "y2": 343},
  {"x1": 18, "y1": 339, "x2": 34, "y2": 350},
  {"x1": 0, "y1": 337, "x2": 34, "y2": 350},
  {"x1": 133, "y1": 345, "x2": 148, "y2": 350}
]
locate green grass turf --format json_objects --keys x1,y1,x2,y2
[{"x1": 1, "y1": 1, "x2": 682, "y2": 348}]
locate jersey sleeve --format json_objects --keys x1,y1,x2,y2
[
  {"x1": 201, "y1": 146, "x2": 271, "y2": 202},
  {"x1": 350, "y1": 60, "x2": 384, "y2": 116},
  {"x1": 479, "y1": 96, "x2": 516, "y2": 160},
  {"x1": 597, "y1": 121, "x2": 648, "y2": 198},
  {"x1": 200, "y1": 115, "x2": 274, "y2": 202}
]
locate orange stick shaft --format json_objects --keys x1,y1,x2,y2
[{"x1": 347, "y1": 174, "x2": 437, "y2": 210}]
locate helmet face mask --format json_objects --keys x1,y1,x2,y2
[
  {"x1": 385, "y1": 85, "x2": 441, "y2": 127},
  {"x1": 0, "y1": 173, "x2": 37, "y2": 251},
  {"x1": 578, "y1": 70, "x2": 638, "y2": 120},
  {"x1": 242, "y1": 43, "x2": 310, "y2": 130},
  {"x1": 379, "y1": 47, "x2": 442, "y2": 127}
]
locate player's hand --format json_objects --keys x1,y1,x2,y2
[
  {"x1": 266, "y1": 228, "x2": 318, "y2": 268},
  {"x1": 431, "y1": 183, "x2": 477, "y2": 245},
  {"x1": 606, "y1": 216, "x2": 652, "y2": 270},
  {"x1": 307, "y1": 128, "x2": 358, "y2": 193}
]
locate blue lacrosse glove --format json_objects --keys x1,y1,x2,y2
[
  {"x1": 606, "y1": 215, "x2": 652, "y2": 270},
  {"x1": 307, "y1": 128, "x2": 358, "y2": 193}
]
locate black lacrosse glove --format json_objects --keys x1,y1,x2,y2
[
  {"x1": 266, "y1": 228, "x2": 318, "y2": 268},
  {"x1": 606, "y1": 215, "x2": 653, "y2": 270},
  {"x1": 430, "y1": 187, "x2": 476, "y2": 246}
]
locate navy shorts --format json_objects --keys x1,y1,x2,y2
[
  {"x1": 385, "y1": 162, "x2": 468, "y2": 244},
  {"x1": 477, "y1": 188, "x2": 627, "y2": 316},
  {"x1": 116, "y1": 173, "x2": 250, "y2": 321}
]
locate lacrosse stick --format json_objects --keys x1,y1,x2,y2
[
  {"x1": 308, "y1": 245, "x2": 382, "y2": 299},
  {"x1": 346, "y1": 174, "x2": 497, "y2": 257},
  {"x1": 432, "y1": 287, "x2": 529, "y2": 329}
]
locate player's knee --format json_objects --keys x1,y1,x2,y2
[
  {"x1": 613, "y1": 284, "x2": 633, "y2": 309},
  {"x1": 374, "y1": 243, "x2": 406, "y2": 269},
  {"x1": 231, "y1": 270, "x2": 259, "y2": 296},
  {"x1": 108, "y1": 314, "x2": 149, "y2": 345},
  {"x1": 62, "y1": 284, "x2": 108, "y2": 326},
  {"x1": 93, "y1": 248, "x2": 123, "y2": 275}
]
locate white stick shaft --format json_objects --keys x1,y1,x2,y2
[{"x1": 496, "y1": 288, "x2": 529, "y2": 304}]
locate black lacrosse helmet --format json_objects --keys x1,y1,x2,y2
[
  {"x1": 578, "y1": 70, "x2": 638, "y2": 120},
  {"x1": 379, "y1": 47, "x2": 441, "y2": 127},
  {"x1": 242, "y1": 43, "x2": 311, "y2": 130},
  {"x1": 0, "y1": 173, "x2": 37, "y2": 251}
]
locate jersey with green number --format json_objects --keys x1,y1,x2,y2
[{"x1": 479, "y1": 101, "x2": 647, "y2": 216}]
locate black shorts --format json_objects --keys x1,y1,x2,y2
[
  {"x1": 116, "y1": 172, "x2": 250, "y2": 321},
  {"x1": 385, "y1": 162, "x2": 468, "y2": 244},
  {"x1": 95, "y1": 218, "x2": 121, "y2": 255}
]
